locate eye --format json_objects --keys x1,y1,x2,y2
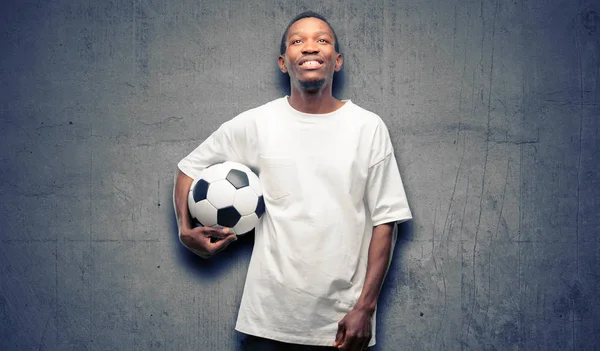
[
  {"x1": 317, "y1": 38, "x2": 329, "y2": 43},
  {"x1": 291, "y1": 39, "x2": 302, "y2": 44}
]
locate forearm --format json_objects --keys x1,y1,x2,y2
[
  {"x1": 354, "y1": 222, "x2": 395, "y2": 314},
  {"x1": 174, "y1": 169, "x2": 194, "y2": 234}
]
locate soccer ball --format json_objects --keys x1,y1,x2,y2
[{"x1": 188, "y1": 161, "x2": 265, "y2": 235}]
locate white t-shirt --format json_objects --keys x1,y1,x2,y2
[{"x1": 178, "y1": 97, "x2": 412, "y2": 347}]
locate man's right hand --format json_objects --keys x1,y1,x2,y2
[{"x1": 179, "y1": 226, "x2": 237, "y2": 259}]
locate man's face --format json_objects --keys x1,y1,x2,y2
[{"x1": 278, "y1": 17, "x2": 342, "y2": 92}]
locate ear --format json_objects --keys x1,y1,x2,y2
[
  {"x1": 334, "y1": 53, "x2": 343, "y2": 72},
  {"x1": 278, "y1": 55, "x2": 288, "y2": 73}
]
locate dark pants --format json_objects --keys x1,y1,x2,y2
[{"x1": 240, "y1": 335, "x2": 340, "y2": 351}]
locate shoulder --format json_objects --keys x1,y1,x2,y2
[
  {"x1": 342, "y1": 101, "x2": 390, "y2": 134},
  {"x1": 343, "y1": 103, "x2": 396, "y2": 166},
  {"x1": 234, "y1": 97, "x2": 286, "y2": 120},
  {"x1": 222, "y1": 97, "x2": 286, "y2": 129}
]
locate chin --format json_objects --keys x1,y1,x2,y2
[{"x1": 298, "y1": 78, "x2": 326, "y2": 92}]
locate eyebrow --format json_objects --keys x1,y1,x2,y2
[{"x1": 287, "y1": 31, "x2": 333, "y2": 38}]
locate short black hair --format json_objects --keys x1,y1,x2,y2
[{"x1": 279, "y1": 11, "x2": 340, "y2": 55}]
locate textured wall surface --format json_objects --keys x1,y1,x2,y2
[{"x1": 1, "y1": 0, "x2": 599, "y2": 350}]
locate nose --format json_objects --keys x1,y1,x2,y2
[{"x1": 301, "y1": 39, "x2": 319, "y2": 54}]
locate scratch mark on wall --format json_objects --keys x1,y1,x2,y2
[
  {"x1": 484, "y1": 159, "x2": 510, "y2": 338},
  {"x1": 443, "y1": 135, "x2": 466, "y2": 249},
  {"x1": 466, "y1": 0, "x2": 498, "y2": 346},
  {"x1": 459, "y1": 163, "x2": 470, "y2": 349},
  {"x1": 37, "y1": 313, "x2": 53, "y2": 351},
  {"x1": 458, "y1": 7, "x2": 471, "y2": 115},
  {"x1": 138, "y1": 116, "x2": 183, "y2": 127},
  {"x1": 574, "y1": 0, "x2": 586, "y2": 284},
  {"x1": 453, "y1": 5, "x2": 458, "y2": 66},
  {"x1": 432, "y1": 204, "x2": 448, "y2": 350}
]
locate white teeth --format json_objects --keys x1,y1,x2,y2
[{"x1": 302, "y1": 60, "x2": 320, "y2": 67}]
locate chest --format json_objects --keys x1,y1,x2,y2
[{"x1": 257, "y1": 118, "x2": 369, "y2": 176}]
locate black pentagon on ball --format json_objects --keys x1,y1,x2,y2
[
  {"x1": 193, "y1": 179, "x2": 209, "y2": 202},
  {"x1": 226, "y1": 169, "x2": 249, "y2": 189},
  {"x1": 255, "y1": 195, "x2": 265, "y2": 218},
  {"x1": 217, "y1": 206, "x2": 242, "y2": 228}
]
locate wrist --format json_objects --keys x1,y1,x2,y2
[
  {"x1": 177, "y1": 213, "x2": 193, "y2": 231},
  {"x1": 354, "y1": 301, "x2": 376, "y2": 316},
  {"x1": 179, "y1": 225, "x2": 191, "y2": 237}
]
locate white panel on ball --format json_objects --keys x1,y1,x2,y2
[
  {"x1": 232, "y1": 187, "x2": 259, "y2": 215},
  {"x1": 201, "y1": 164, "x2": 230, "y2": 183},
  {"x1": 189, "y1": 199, "x2": 218, "y2": 227},
  {"x1": 206, "y1": 179, "x2": 237, "y2": 209},
  {"x1": 233, "y1": 213, "x2": 259, "y2": 235}
]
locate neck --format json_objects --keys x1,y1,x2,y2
[{"x1": 287, "y1": 84, "x2": 343, "y2": 114}]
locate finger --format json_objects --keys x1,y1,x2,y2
[
  {"x1": 205, "y1": 227, "x2": 233, "y2": 238},
  {"x1": 337, "y1": 334, "x2": 352, "y2": 350},
  {"x1": 355, "y1": 329, "x2": 370, "y2": 350},
  {"x1": 333, "y1": 322, "x2": 345, "y2": 347},
  {"x1": 193, "y1": 226, "x2": 229, "y2": 238},
  {"x1": 346, "y1": 335, "x2": 364, "y2": 351},
  {"x1": 189, "y1": 226, "x2": 209, "y2": 236},
  {"x1": 210, "y1": 233, "x2": 237, "y2": 253},
  {"x1": 359, "y1": 338, "x2": 369, "y2": 351},
  {"x1": 364, "y1": 332, "x2": 372, "y2": 350},
  {"x1": 181, "y1": 228, "x2": 209, "y2": 247}
]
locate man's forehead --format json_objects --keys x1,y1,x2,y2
[
  {"x1": 287, "y1": 30, "x2": 333, "y2": 38},
  {"x1": 286, "y1": 17, "x2": 334, "y2": 37}
]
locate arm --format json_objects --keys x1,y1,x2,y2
[
  {"x1": 334, "y1": 222, "x2": 395, "y2": 351},
  {"x1": 174, "y1": 170, "x2": 195, "y2": 235},
  {"x1": 174, "y1": 169, "x2": 237, "y2": 259},
  {"x1": 355, "y1": 222, "x2": 395, "y2": 314},
  {"x1": 173, "y1": 114, "x2": 256, "y2": 258},
  {"x1": 335, "y1": 118, "x2": 411, "y2": 350}
]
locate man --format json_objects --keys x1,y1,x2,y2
[{"x1": 173, "y1": 11, "x2": 412, "y2": 351}]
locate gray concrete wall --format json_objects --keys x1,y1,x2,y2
[{"x1": 1, "y1": 0, "x2": 598, "y2": 350}]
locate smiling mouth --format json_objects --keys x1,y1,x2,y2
[{"x1": 299, "y1": 60, "x2": 323, "y2": 69}]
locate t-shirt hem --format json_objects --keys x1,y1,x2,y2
[
  {"x1": 372, "y1": 212, "x2": 413, "y2": 227},
  {"x1": 177, "y1": 161, "x2": 198, "y2": 180},
  {"x1": 235, "y1": 325, "x2": 377, "y2": 347},
  {"x1": 235, "y1": 325, "x2": 334, "y2": 347}
]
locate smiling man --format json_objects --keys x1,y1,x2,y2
[{"x1": 173, "y1": 11, "x2": 412, "y2": 351}]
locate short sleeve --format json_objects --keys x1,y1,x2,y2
[
  {"x1": 365, "y1": 120, "x2": 412, "y2": 226},
  {"x1": 177, "y1": 115, "x2": 254, "y2": 180}
]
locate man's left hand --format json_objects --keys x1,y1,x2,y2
[{"x1": 333, "y1": 307, "x2": 372, "y2": 350}]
